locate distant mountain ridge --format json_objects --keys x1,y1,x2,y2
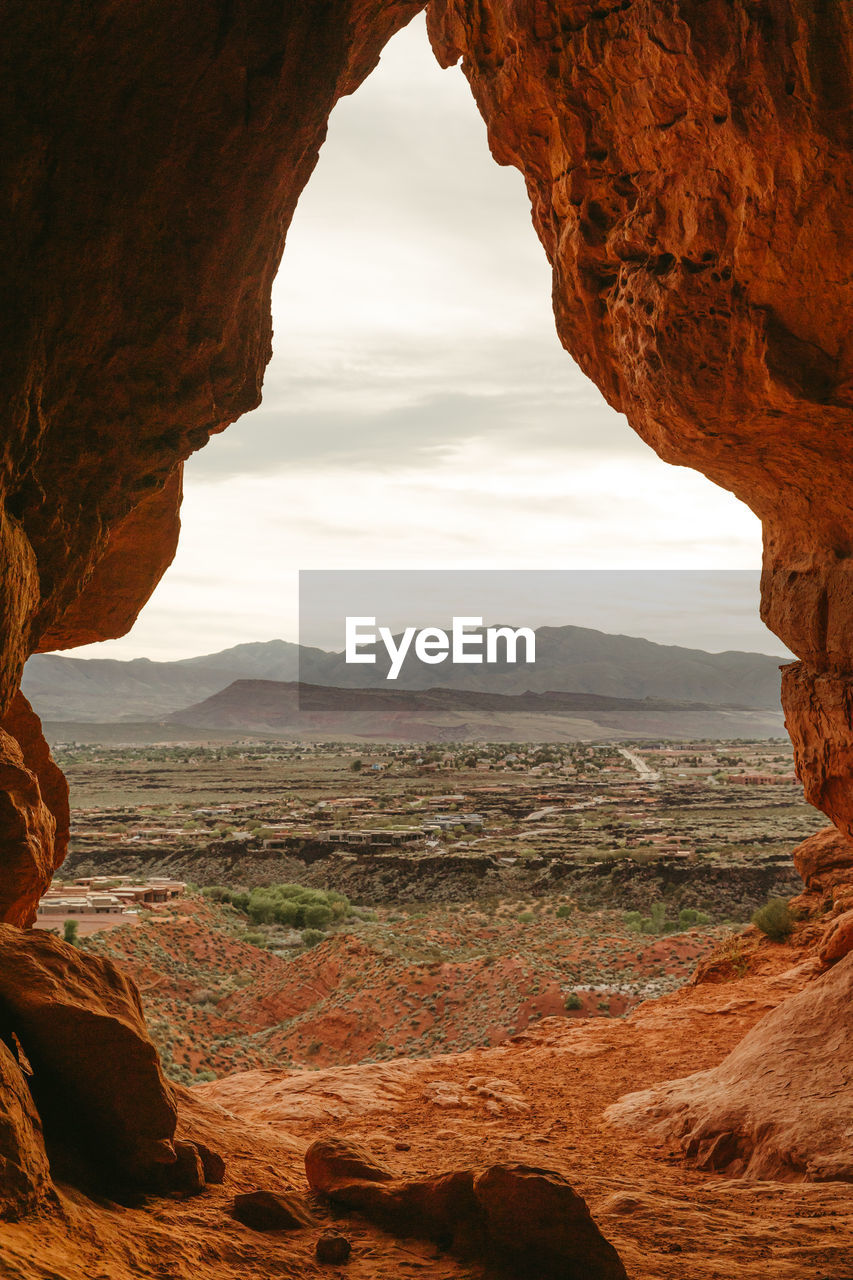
[
  {"x1": 166, "y1": 679, "x2": 787, "y2": 742},
  {"x1": 23, "y1": 627, "x2": 788, "y2": 723}
]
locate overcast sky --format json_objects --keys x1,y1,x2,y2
[{"x1": 66, "y1": 15, "x2": 769, "y2": 662}]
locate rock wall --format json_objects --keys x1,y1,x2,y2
[
  {"x1": 426, "y1": 0, "x2": 853, "y2": 834},
  {"x1": 0, "y1": 0, "x2": 425, "y2": 919},
  {"x1": 1, "y1": 3, "x2": 852, "y2": 941}
]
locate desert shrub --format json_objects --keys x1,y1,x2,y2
[
  {"x1": 301, "y1": 928, "x2": 325, "y2": 947},
  {"x1": 517, "y1": 911, "x2": 534, "y2": 923},
  {"x1": 243, "y1": 931, "x2": 267, "y2": 948},
  {"x1": 624, "y1": 911, "x2": 644, "y2": 932},
  {"x1": 211, "y1": 883, "x2": 351, "y2": 933},
  {"x1": 63, "y1": 919, "x2": 79, "y2": 945},
  {"x1": 679, "y1": 907, "x2": 711, "y2": 929},
  {"x1": 555, "y1": 904, "x2": 572, "y2": 919},
  {"x1": 649, "y1": 902, "x2": 667, "y2": 934},
  {"x1": 752, "y1": 897, "x2": 794, "y2": 941},
  {"x1": 303, "y1": 902, "x2": 333, "y2": 929},
  {"x1": 564, "y1": 992, "x2": 583, "y2": 1011},
  {"x1": 202, "y1": 885, "x2": 231, "y2": 902}
]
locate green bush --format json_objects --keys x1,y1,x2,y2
[
  {"x1": 556, "y1": 904, "x2": 572, "y2": 919},
  {"x1": 63, "y1": 919, "x2": 79, "y2": 945},
  {"x1": 649, "y1": 902, "x2": 667, "y2": 934},
  {"x1": 301, "y1": 928, "x2": 325, "y2": 948},
  {"x1": 207, "y1": 883, "x2": 351, "y2": 934},
  {"x1": 752, "y1": 897, "x2": 794, "y2": 941},
  {"x1": 679, "y1": 907, "x2": 711, "y2": 929},
  {"x1": 564, "y1": 992, "x2": 583, "y2": 1011}
]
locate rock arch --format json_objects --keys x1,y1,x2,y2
[{"x1": 0, "y1": 1, "x2": 852, "y2": 1182}]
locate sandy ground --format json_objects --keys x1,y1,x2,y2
[{"x1": 2, "y1": 938, "x2": 852, "y2": 1280}]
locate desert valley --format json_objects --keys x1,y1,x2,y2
[{"x1": 4, "y1": 2, "x2": 853, "y2": 1279}]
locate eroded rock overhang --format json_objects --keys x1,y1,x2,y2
[{"x1": 2, "y1": 0, "x2": 853, "y2": 922}]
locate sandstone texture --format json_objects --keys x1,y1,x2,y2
[
  {"x1": 305, "y1": 1136, "x2": 628, "y2": 1278},
  {"x1": 0, "y1": 1038, "x2": 52, "y2": 1220},
  {"x1": 0, "y1": 693, "x2": 69, "y2": 927},
  {"x1": 0, "y1": 0, "x2": 424, "y2": 927},
  {"x1": 607, "y1": 950, "x2": 853, "y2": 1181},
  {"x1": 315, "y1": 1230, "x2": 353, "y2": 1263},
  {"x1": 1, "y1": 949, "x2": 851, "y2": 1278},
  {"x1": 0, "y1": 925, "x2": 178, "y2": 1186},
  {"x1": 231, "y1": 1188, "x2": 316, "y2": 1231},
  {"x1": 792, "y1": 825, "x2": 853, "y2": 895},
  {"x1": 425, "y1": 0, "x2": 853, "y2": 840}
]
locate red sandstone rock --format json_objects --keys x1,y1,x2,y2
[
  {"x1": 231, "y1": 1188, "x2": 316, "y2": 1231},
  {"x1": 428, "y1": 1, "x2": 853, "y2": 670},
  {"x1": 606, "y1": 951, "x2": 853, "y2": 1181},
  {"x1": 0, "y1": 0, "x2": 425, "y2": 710},
  {"x1": 194, "y1": 1140, "x2": 226, "y2": 1186},
  {"x1": 0, "y1": 1039, "x2": 53, "y2": 1220},
  {"x1": 315, "y1": 1230, "x2": 352, "y2": 1264},
  {"x1": 793, "y1": 826, "x2": 853, "y2": 893},
  {"x1": 818, "y1": 909, "x2": 853, "y2": 966},
  {"x1": 0, "y1": 925, "x2": 179, "y2": 1187},
  {"x1": 0, "y1": 693, "x2": 68, "y2": 927},
  {"x1": 36, "y1": 469, "x2": 184, "y2": 653},
  {"x1": 305, "y1": 1137, "x2": 628, "y2": 1278}
]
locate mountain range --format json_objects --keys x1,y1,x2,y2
[
  {"x1": 23, "y1": 626, "x2": 788, "y2": 738},
  {"x1": 166, "y1": 679, "x2": 786, "y2": 742}
]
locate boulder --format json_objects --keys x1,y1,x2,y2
[
  {"x1": 305, "y1": 1138, "x2": 627, "y2": 1279},
  {"x1": 0, "y1": 693, "x2": 69, "y2": 928},
  {"x1": 819, "y1": 909, "x2": 853, "y2": 966},
  {"x1": 315, "y1": 1230, "x2": 352, "y2": 1264},
  {"x1": 231, "y1": 1189, "x2": 316, "y2": 1231},
  {"x1": 606, "y1": 950, "x2": 853, "y2": 1181},
  {"x1": 0, "y1": 1038, "x2": 53, "y2": 1220},
  {"x1": 793, "y1": 827, "x2": 853, "y2": 896},
  {"x1": 194, "y1": 1140, "x2": 226, "y2": 1185},
  {"x1": 0, "y1": 925, "x2": 178, "y2": 1188}
]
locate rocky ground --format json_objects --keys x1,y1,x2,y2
[
  {"x1": 78, "y1": 894, "x2": 718, "y2": 1080},
  {"x1": 4, "y1": 826, "x2": 853, "y2": 1279},
  {"x1": 2, "y1": 932, "x2": 852, "y2": 1280}
]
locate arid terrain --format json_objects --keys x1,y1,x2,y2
[
  {"x1": 3, "y1": 925, "x2": 852, "y2": 1280},
  {"x1": 14, "y1": 735, "x2": 850, "y2": 1279},
  {"x1": 32, "y1": 738, "x2": 822, "y2": 1095}
]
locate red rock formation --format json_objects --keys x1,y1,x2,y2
[
  {"x1": 0, "y1": 0, "x2": 852, "y2": 1232},
  {"x1": 819, "y1": 908, "x2": 853, "y2": 965},
  {"x1": 0, "y1": 925, "x2": 179, "y2": 1186},
  {"x1": 0, "y1": 695, "x2": 68, "y2": 927},
  {"x1": 606, "y1": 951, "x2": 853, "y2": 1181},
  {"x1": 305, "y1": 1136, "x2": 628, "y2": 1278},
  {"x1": 0, "y1": 0, "x2": 426, "y2": 926},
  {"x1": 792, "y1": 826, "x2": 853, "y2": 896},
  {"x1": 426, "y1": 0, "x2": 853, "y2": 837},
  {"x1": 0, "y1": 1039, "x2": 52, "y2": 1220}
]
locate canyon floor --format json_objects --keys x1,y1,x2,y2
[{"x1": 2, "y1": 933, "x2": 851, "y2": 1280}]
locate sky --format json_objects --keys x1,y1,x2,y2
[{"x1": 66, "y1": 15, "x2": 769, "y2": 662}]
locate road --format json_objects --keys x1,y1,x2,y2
[{"x1": 618, "y1": 747, "x2": 662, "y2": 782}]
